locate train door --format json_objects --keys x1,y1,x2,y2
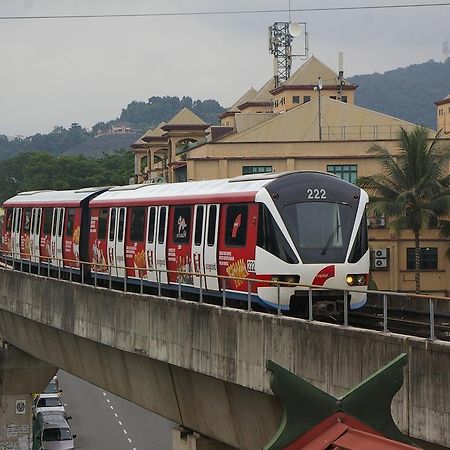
[
  {"x1": 40, "y1": 208, "x2": 53, "y2": 263},
  {"x1": 155, "y1": 206, "x2": 168, "y2": 284},
  {"x1": 30, "y1": 208, "x2": 38, "y2": 263},
  {"x1": 12, "y1": 207, "x2": 22, "y2": 258},
  {"x1": 192, "y1": 205, "x2": 206, "y2": 289},
  {"x1": 217, "y1": 203, "x2": 258, "y2": 293},
  {"x1": 51, "y1": 208, "x2": 64, "y2": 267},
  {"x1": 204, "y1": 204, "x2": 220, "y2": 291},
  {"x1": 107, "y1": 208, "x2": 118, "y2": 276},
  {"x1": 145, "y1": 206, "x2": 157, "y2": 282},
  {"x1": 21, "y1": 208, "x2": 32, "y2": 260},
  {"x1": 116, "y1": 207, "x2": 126, "y2": 278}
]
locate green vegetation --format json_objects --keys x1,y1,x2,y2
[
  {"x1": 0, "y1": 150, "x2": 134, "y2": 203},
  {"x1": 349, "y1": 59, "x2": 450, "y2": 129},
  {"x1": 358, "y1": 126, "x2": 450, "y2": 293}
]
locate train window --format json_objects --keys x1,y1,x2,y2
[
  {"x1": 348, "y1": 211, "x2": 368, "y2": 263},
  {"x1": 130, "y1": 207, "x2": 145, "y2": 242},
  {"x1": 147, "y1": 207, "x2": 156, "y2": 244},
  {"x1": 23, "y1": 209, "x2": 31, "y2": 233},
  {"x1": 5, "y1": 209, "x2": 12, "y2": 232},
  {"x1": 58, "y1": 209, "x2": 64, "y2": 237},
  {"x1": 158, "y1": 208, "x2": 167, "y2": 244},
  {"x1": 30, "y1": 209, "x2": 35, "y2": 235},
  {"x1": 98, "y1": 209, "x2": 108, "y2": 240},
  {"x1": 173, "y1": 206, "x2": 192, "y2": 244},
  {"x1": 43, "y1": 209, "x2": 52, "y2": 235},
  {"x1": 11, "y1": 209, "x2": 16, "y2": 233},
  {"x1": 117, "y1": 208, "x2": 125, "y2": 243},
  {"x1": 66, "y1": 209, "x2": 76, "y2": 237},
  {"x1": 109, "y1": 209, "x2": 116, "y2": 241},
  {"x1": 15, "y1": 209, "x2": 22, "y2": 233},
  {"x1": 52, "y1": 210, "x2": 58, "y2": 236},
  {"x1": 194, "y1": 206, "x2": 204, "y2": 246},
  {"x1": 257, "y1": 205, "x2": 298, "y2": 264},
  {"x1": 36, "y1": 209, "x2": 42, "y2": 235},
  {"x1": 207, "y1": 205, "x2": 217, "y2": 247},
  {"x1": 225, "y1": 204, "x2": 248, "y2": 247}
]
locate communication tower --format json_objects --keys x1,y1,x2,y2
[
  {"x1": 443, "y1": 40, "x2": 449, "y2": 61},
  {"x1": 268, "y1": 21, "x2": 308, "y2": 88}
]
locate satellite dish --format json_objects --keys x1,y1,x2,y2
[{"x1": 288, "y1": 22, "x2": 302, "y2": 37}]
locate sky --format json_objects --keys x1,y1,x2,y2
[{"x1": 0, "y1": 0, "x2": 449, "y2": 136}]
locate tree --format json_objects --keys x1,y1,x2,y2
[{"x1": 358, "y1": 126, "x2": 450, "y2": 293}]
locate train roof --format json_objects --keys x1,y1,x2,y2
[
  {"x1": 89, "y1": 172, "x2": 315, "y2": 207},
  {"x1": 3, "y1": 187, "x2": 108, "y2": 208}
]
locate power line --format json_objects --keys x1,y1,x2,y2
[{"x1": 1, "y1": 3, "x2": 450, "y2": 21}]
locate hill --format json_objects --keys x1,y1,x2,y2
[
  {"x1": 63, "y1": 133, "x2": 142, "y2": 157},
  {"x1": 349, "y1": 59, "x2": 450, "y2": 129}
]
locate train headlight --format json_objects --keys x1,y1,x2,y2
[
  {"x1": 346, "y1": 274, "x2": 367, "y2": 287},
  {"x1": 346, "y1": 275, "x2": 355, "y2": 286}
]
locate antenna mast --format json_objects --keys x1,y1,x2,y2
[{"x1": 444, "y1": 40, "x2": 449, "y2": 61}]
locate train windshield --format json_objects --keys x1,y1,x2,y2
[{"x1": 282, "y1": 201, "x2": 354, "y2": 263}]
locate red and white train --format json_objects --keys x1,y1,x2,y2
[{"x1": 1, "y1": 171, "x2": 370, "y2": 315}]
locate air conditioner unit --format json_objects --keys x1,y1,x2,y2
[
  {"x1": 374, "y1": 248, "x2": 388, "y2": 259},
  {"x1": 374, "y1": 258, "x2": 388, "y2": 269},
  {"x1": 374, "y1": 217, "x2": 386, "y2": 227}
]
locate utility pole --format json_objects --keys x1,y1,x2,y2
[{"x1": 315, "y1": 77, "x2": 323, "y2": 141}]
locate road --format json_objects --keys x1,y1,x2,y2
[{"x1": 57, "y1": 371, "x2": 175, "y2": 450}]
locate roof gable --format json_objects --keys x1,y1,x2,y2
[
  {"x1": 166, "y1": 107, "x2": 207, "y2": 126},
  {"x1": 285, "y1": 55, "x2": 340, "y2": 86}
]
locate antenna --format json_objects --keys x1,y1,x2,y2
[
  {"x1": 444, "y1": 40, "x2": 449, "y2": 62},
  {"x1": 268, "y1": 21, "x2": 308, "y2": 88},
  {"x1": 337, "y1": 52, "x2": 345, "y2": 101}
]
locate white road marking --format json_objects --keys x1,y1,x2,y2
[
  {"x1": 118, "y1": 420, "x2": 123, "y2": 426},
  {"x1": 128, "y1": 438, "x2": 132, "y2": 443},
  {"x1": 102, "y1": 392, "x2": 106, "y2": 396},
  {"x1": 114, "y1": 413, "x2": 118, "y2": 418},
  {"x1": 123, "y1": 429, "x2": 128, "y2": 434},
  {"x1": 106, "y1": 399, "x2": 110, "y2": 403},
  {"x1": 110, "y1": 405, "x2": 114, "y2": 410}
]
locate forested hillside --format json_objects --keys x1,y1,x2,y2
[{"x1": 349, "y1": 59, "x2": 450, "y2": 129}]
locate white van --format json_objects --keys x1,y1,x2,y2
[{"x1": 39, "y1": 413, "x2": 75, "y2": 450}]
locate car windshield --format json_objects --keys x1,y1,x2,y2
[
  {"x1": 43, "y1": 427, "x2": 72, "y2": 441},
  {"x1": 38, "y1": 397, "x2": 63, "y2": 408},
  {"x1": 282, "y1": 201, "x2": 354, "y2": 263}
]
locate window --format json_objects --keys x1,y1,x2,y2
[
  {"x1": 342, "y1": 96, "x2": 348, "y2": 103},
  {"x1": 66, "y1": 209, "x2": 76, "y2": 237},
  {"x1": 158, "y1": 207, "x2": 167, "y2": 244},
  {"x1": 98, "y1": 209, "x2": 108, "y2": 240},
  {"x1": 109, "y1": 209, "x2": 116, "y2": 241},
  {"x1": 207, "y1": 205, "x2": 217, "y2": 246},
  {"x1": 173, "y1": 206, "x2": 192, "y2": 244},
  {"x1": 117, "y1": 208, "x2": 125, "y2": 242},
  {"x1": 225, "y1": 204, "x2": 248, "y2": 247},
  {"x1": 348, "y1": 211, "x2": 369, "y2": 263},
  {"x1": 257, "y1": 205, "x2": 298, "y2": 264},
  {"x1": 406, "y1": 248, "x2": 437, "y2": 270},
  {"x1": 15, "y1": 209, "x2": 22, "y2": 233},
  {"x1": 36, "y1": 209, "x2": 42, "y2": 235},
  {"x1": 130, "y1": 207, "x2": 145, "y2": 242},
  {"x1": 5, "y1": 209, "x2": 12, "y2": 232},
  {"x1": 303, "y1": 96, "x2": 311, "y2": 103},
  {"x1": 23, "y1": 208, "x2": 32, "y2": 233},
  {"x1": 43, "y1": 209, "x2": 53, "y2": 235},
  {"x1": 58, "y1": 209, "x2": 64, "y2": 237},
  {"x1": 327, "y1": 164, "x2": 358, "y2": 184},
  {"x1": 330, "y1": 96, "x2": 337, "y2": 100},
  {"x1": 292, "y1": 96, "x2": 300, "y2": 104},
  {"x1": 242, "y1": 166, "x2": 272, "y2": 175},
  {"x1": 194, "y1": 206, "x2": 204, "y2": 246},
  {"x1": 147, "y1": 207, "x2": 156, "y2": 243}
]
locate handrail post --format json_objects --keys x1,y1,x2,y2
[
  {"x1": 222, "y1": 278, "x2": 226, "y2": 307},
  {"x1": 158, "y1": 270, "x2": 162, "y2": 297},
  {"x1": 178, "y1": 273, "x2": 182, "y2": 299},
  {"x1": 308, "y1": 287, "x2": 313, "y2": 321},
  {"x1": 109, "y1": 264, "x2": 112, "y2": 290},
  {"x1": 123, "y1": 266, "x2": 127, "y2": 292},
  {"x1": 343, "y1": 291, "x2": 349, "y2": 327},
  {"x1": 199, "y1": 274, "x2": 203, "y2": 304},
  {"x1": 383, "y1": 293, "x2": 388, "y2": 333},
  {"x1": 94, "y1": 264, "x2": 98, "y2": 287},
  {"x1": 429, "y1": 298, "x2": 436, "y2": 340},
  {"x1": 277, "y1": 282, "x2": 281, "y2": 316},
  {"x1": 69, "y1": 264, "x2": 72, "y2": 283},
  {"x1": 140, "y1": 271, "x2": 144, "y2": 295},
  {"x1": 247, "y1": 280, "x2": 252, "y2": 311},
  {"x1": 81, "y1": 262, "x2": 85, "y2": 284}
]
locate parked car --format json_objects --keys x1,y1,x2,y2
[
  {"x1": 33, "y1": 394, "x2": 67, "y2": 418},
  {"x1": 44, "y1": 376, "x2": 62, "y2": 395},
  {"x1": 34, "y1": 412, "x2": 76, "y2": 450}
]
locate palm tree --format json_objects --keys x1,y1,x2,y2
[{"x1": 358, "y1": 126, "x2": 450, "y2": 293}]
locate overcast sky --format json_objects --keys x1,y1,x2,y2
[{"x1": 1, "y1": 0, "x2": 449, "y2": 136}]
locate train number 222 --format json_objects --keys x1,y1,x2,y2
[{"x1": 307, "y1": 188, "x2": 327, "y2": 199}]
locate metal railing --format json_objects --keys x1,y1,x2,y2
[{"x1": 1, "y1": 250, "x2": 449, "y2": 341}]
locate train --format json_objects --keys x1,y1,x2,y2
[{"x1": 0, "y1": 171, "x2": 370, "y2": 315}]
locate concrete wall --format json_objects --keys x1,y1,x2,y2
[{"x1": 0, "y1": 268, "x2": 449, "y2": 448}]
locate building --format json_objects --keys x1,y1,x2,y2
[
  {"x1": 131, "y1": 56, "x2": 450, "y2": 295},
  {"x1": 435, "y1": 93, "x2": 450, "y2": 134}
]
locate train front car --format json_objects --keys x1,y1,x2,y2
[{"x1": 255, "y1": 171, "x2": 369, "y2": 317}]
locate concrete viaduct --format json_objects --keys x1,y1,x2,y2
[{"x1": 0, "y1": 267, "x2": 449, "y2": 449}]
